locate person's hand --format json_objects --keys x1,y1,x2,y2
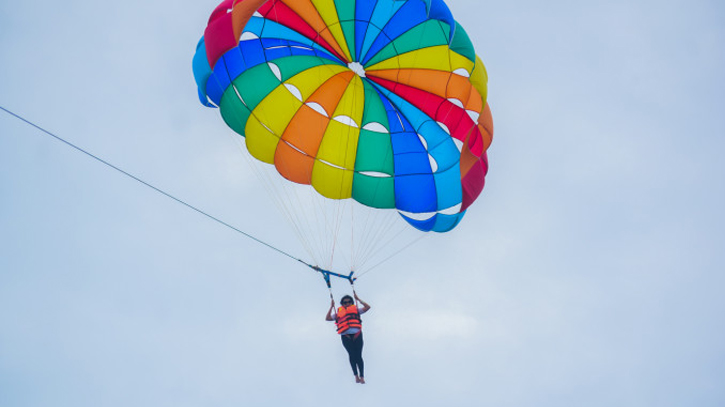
[
  {"x1": 330, "y1": 298, "x2": 335, "y2": 308},
  {"x1": 354, "y1": 292, "x2": 360, "y2": 301}
]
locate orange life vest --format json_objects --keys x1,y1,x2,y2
[{"x1": 335, "y1": 304, "x2": 362, "y2": 334}]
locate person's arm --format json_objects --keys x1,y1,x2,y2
[
  {"x1": 325, "y1": 298, "x2": 336, "y2": 321},
  {"x1": 354, "y1": 293, "x2": 371, "y2": 313}
]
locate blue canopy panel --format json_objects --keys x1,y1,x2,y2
[
  {"x1": 361, "y1": 0, "x2": 429, "y2": 65},
  {"x1": 383, "y1": 92, "x2": 459, "y2": 170},
  {"x1": 367, "y1": 62, "x2": 465, "y2": 232},
  {"x1": 400, "y1": 210, "x2": 465, "y2": 232},
  {"x1": 358, "y1": 0, "x2": 406, "y2": 63},
  {"x1": 425, "y1": 0, "x2": 456, "y2": 42},
  {"x1": 371, "y1": 85, "x2": 464, "y2": 214},
  {"x1": 192, "y1": 37, "x2": 216, "y2": 107},
  {"x1": 377, "y1": 93, "x2": 438, "y2": 214},
  {"x1": 354, "y1": 0, "x2": 377, "y2": 61}
]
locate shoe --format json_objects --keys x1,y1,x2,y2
[
  {"x1": 359, "y1": 377, "x2": 365, "y2": 384},
  {"x1": 355, "y1": 376, "x2": 361, "y2": 383}
]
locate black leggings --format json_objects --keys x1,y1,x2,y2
[{"x1": 341, "y1": 332, "x2": 364, "y2": 377}]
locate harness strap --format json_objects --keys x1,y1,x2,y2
[
  {"x1": 321, "y1": 272, "x2": 334, "y2": 302},
  {"x1": 349, "y1": 273, "x2": 362, "y2": 320}
]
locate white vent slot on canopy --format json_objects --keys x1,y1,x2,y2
[
  {"x1": 306, "y1": 102, "x2": 328, "y2": 117},
  {"x1": 240, "y1": 32, "x2": 259, "y2": 41},
  {"x1": 452, "y1": 68, "x2": 470, "y2": 77},
  {"x1": 284, "y1": 84, "x2": 303, "y2": 101},
  {"x1": 362, "y1": 122, "x2": 388, "y2": 133},
  {"x1": 268, "y1": 63, "x2": 282, "y2": 81},
  {"x1": 447, "y1": 98, "x2": 464, "y2": 108},
  {"x1": 333, "y1": 115, "x2": 359, "y2": 128}
]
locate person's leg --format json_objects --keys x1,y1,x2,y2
[
  {"x1": 352, "y1": 332, "x2": 365, "y2": 381},
  {"x1": 341, "y1": 334, "x2": 359, "y2": 377}
]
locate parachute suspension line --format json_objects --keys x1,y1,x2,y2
[
  {"x1": 348, "y1": 141, "x2": 409, "y2": 273},
  {"x1": 354, "y1": 22, "x2": 457, "y2": 273},
  {"x1": 358, "y1": 229, "x2": 410, "y2": 272},
  {"x1": 355, "y1": 201, "x2": 386, "y2": 268},
  {"x1": 347, "y1": 39, "x2": 441, "y2": 274},
  {"x1": 347, "y1": 78, "x2": 362, "y2": 271},
  {"x1": 353, "y1": 208, "x2": 385, "y2": 272},
  {"x1": 269, "y1": 61, "x2": 346, "y2": 270},
  {"x1": 350, "y1": 275, "x2": 358, "y2": 303},
  {"x1": 298, "y1": 187, "x2": 329, "y2": 266},
  {"x1": 253, "y1": 148, "x2": 328, "y2": 267},
  {"x1": 356, "y1": 233, "x2": 428, "y2": 279},
  {"x1": 356, "y1": 219, "x2": 403, "y2": 272},
  {"x1": 230, "y1": 133, "x2": 321, "y2": 264},
  {"x1": 318, "y1": 72, "x2": 363, "y2": 271},
  {"x1": 361, "y1": 207, "x2": 420, "y2": 271},
  {"x1": 0, "y1": 105, "x2": 314, "y2": 268},
  {"x1": 355, "y1": 207, "x2": 405, "y2": 271},
  {"x1": 347, "y1": 73, "x2": 380, "y2": 272},
  {"x1": 349, "y1": 273, "x2": 364, "y2": 322},
  {"x1": 295, "y1": 183, "x2": 331, "y2": 266},
  {"x1": 321, "y1": 270, "x2": 334, "y2": 302},
  {"x1": 311, "y1": 190, "x2": 336, "y2": 269},
  {"x1": 323, "y1": 198, "x2": 339, "y2": 269},
  {"x1": 257, "y1": 159, "x2": 314, "y2": 258},
  {"x1": 227, "y1": 84, "x2": 313, "y2": 261},
  {"x1": 349, "y1": 134, "x2": 400, "y2": 272},
  {"x1": 348, "y1": 204, "x2": 354, "y2": 270},
  {"x1": 229, "y1": 76, "x2": 331, "y2": 266},
  {"x1": 328, "y1": 196, "x2": 350, "y2": 269}
]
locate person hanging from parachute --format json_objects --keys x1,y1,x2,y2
[
  {"x1": 319, "y1": 269, "x2": 371, "y2": 383},
  {"x1": 326, "y1": 292, "x2": 371, "y2": 384},
  {"x1": 193, "y1": 0, "x2": 494, "y2": 383}
]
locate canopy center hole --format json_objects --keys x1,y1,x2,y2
[{"x1": 347, "y1": 62, "x2": 366, "y2": 78}]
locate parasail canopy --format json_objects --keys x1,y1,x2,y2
[{"x1": 193, "y1": 0, "x2": 493, "y2": 274}]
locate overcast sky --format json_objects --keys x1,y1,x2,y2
[{"x1": 1, "y1": 0, "x2": 724, "y2": 406}]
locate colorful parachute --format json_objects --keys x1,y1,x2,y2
[{"x1": 193, "y1": 0, "x2": 493, "y2": 234}]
